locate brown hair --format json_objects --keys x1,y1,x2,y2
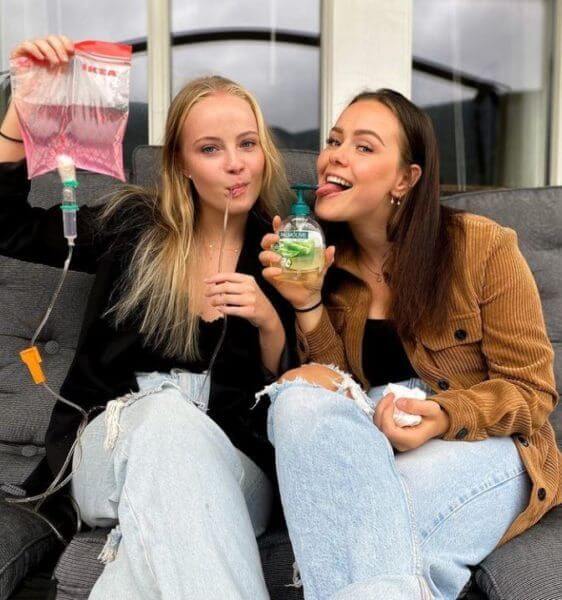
[{"x1": 349, "y1": 89, "x2": 461, "y2": 340}]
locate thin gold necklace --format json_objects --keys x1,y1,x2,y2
[
  {"x1": 359, "y1": 255, "x2": 385, "y2": 283},
  {"x1": 201, "y1": 239, "x2": 242, "y2": 254}
]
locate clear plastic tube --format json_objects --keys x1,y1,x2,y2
[
  {"x1": 30, "y1": 245, "x2": 73, "y2": 348},
  {"x1": 195, "y1": 191, "x2": 233, "y2": 406},
  {"x1": 61, "y1": 186, "x2": 78, "y2": 243}
]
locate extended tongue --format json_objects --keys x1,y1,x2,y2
[{"x1": 316, "y1": 182, "x2": 347, "y2": 197}]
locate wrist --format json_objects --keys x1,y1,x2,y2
[
  {"x1": 258, "y1": 311, "x2": 283, "y2": 335},
  {"x1": 435, "y1": 408, "x2": 451, "y2": 438},
  {"x1": 2, "y1": 101, "x2": 21, "y2": 136},
  {"x1": 292, "y1": 295, "x2": 322, "y2": 312}
]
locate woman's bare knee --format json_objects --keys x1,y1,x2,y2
[{"x1": 277, "y1": 364, "x2": 344, "y2": 392}]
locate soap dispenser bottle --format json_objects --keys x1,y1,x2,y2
[{"x1": 274, "y1": 184, "x2": 325, "y2": 283}]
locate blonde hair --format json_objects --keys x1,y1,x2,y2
[{"x1": 100, "y1": 75, "x2": 291, "y2": 360}]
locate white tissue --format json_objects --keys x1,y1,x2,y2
[{"x1": 383, "y1": 383, "x2": 426, "y2": 427}]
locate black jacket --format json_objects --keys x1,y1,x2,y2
[{"x1": 0, "y1": 160, "x2": 296, "y2": 485}]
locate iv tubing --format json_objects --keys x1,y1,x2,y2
[
  {"x1": 30, "y1": 245, "x2": 73, "y2": 348},
  {"x1": 195, "y1": 191, "x2": 233, "y2": 406}
]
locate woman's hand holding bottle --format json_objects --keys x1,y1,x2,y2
[{"x1": 259, "y1": 215, "x2": 335, "y2": 310}]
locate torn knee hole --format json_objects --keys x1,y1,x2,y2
[{"x1": 277, "y1": 364, "x2": 345, "y2": 392}]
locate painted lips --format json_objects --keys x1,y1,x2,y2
[{"x1": 229, "y1": 183, "x2": 249, "y2": 197}]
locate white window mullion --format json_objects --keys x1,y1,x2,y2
[
  {"x1": 320, "y1": 0, "x2": 412, "y2": 144},
  {"x1": 147, "y1": 0, "x2": 171, "y2": 145},
  {"x1": 550, "y1": 0, "x2": 562, "y2": 185}
]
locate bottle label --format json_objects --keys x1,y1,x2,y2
[
  {"x1": 279, "y1": 231, "x2": 309, "y2": 240},
  {"x1": 275, "y1": 230, "x2": 323, "y2": 270}
]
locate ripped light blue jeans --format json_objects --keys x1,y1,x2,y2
[
  {"x1": 72, "y1": 369, "x2": 273, "y2": 600},
  {"x1": 264, "y1": 372, "x2": 531, "y2": 600}
]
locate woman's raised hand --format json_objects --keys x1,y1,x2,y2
[
  {"x1": 10, "y1": 35, "x2": 74, "y2": 65},
  {"x1": 1, "y1": 35, "x2": 73, "y2": 162},
  {"x1": 259, "y1": 215, "x2": 335, "y2": 310}
]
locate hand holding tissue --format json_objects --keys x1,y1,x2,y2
[{"x1": 383, "y1": 383, "x2": 427, "y2": 427}]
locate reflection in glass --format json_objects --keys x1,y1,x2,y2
[
  {"x1": 413, "y1": 0, "x2": 553, "y2": 191},
  {"x1": 171, "y1": 0, "x2": 321, "y2": 151}
]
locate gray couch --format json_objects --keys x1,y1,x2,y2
[{"x1": 1, "y1": 147, "x2": 560, "y2": 600}]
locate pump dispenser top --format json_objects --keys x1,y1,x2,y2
[{"x1": 290, "y1": 184, "x2": 316, "y2": 216}]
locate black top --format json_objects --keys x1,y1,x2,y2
[
  {"x1": 188, "y1": 318, "x2": 225, "y2": 373},
  {"x1": 0, "y1": 160, "x2": 296, "y2": 486},
  {"x1": 362, "y1": 319, "x2": 417, "y2": 388}
]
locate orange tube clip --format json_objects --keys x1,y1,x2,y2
[{"x1": 19, "y1": 346, "x2": 46, "y2": 384}]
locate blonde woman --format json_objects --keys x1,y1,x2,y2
[{"x1": 0, "y1": 35, "x2": 294, "y2": 599}]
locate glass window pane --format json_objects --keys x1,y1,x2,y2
[
  {"x1": 173, "y1": 0, "x2": 319, "y2": 32},
  {"x1": 171, "y1": 0, "x2": 321, "y2": 151},
  {"x1": 412, "y1": 0, "x2": 553, "y2": 191}
]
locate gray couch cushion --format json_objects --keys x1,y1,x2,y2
[
  {"x1": 54, "y1": 530, "x2": 105, "y2": 600},
  {"x1": 0, "y1": 259, "x2": 92, "y2": 444},
  {"x1": 130, "y1": 145, "x2": 161, "y2": 188},
  {"x1": 0, "y1": 258, "x2": 92, "y2": 487},
  {"x1": 278, "y1": 149, "x2": 319, "y2": 188},
  {"x1": 28, "y1": 171, "x2": 124, "y2": 210},
  {"x1": 0, "y1": 494, "x2": 55, "y2": 600},
  {"x1": 475, "y1": 504, "x2": 562, "y2": 600}
]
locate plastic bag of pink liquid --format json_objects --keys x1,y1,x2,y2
[{"x1": 10, "y1": 40, "x2": 132, "y2": 180}]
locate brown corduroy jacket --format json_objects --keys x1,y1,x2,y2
[{"x1": 296, "y1": 212, "x2": 561, "y2": 545}]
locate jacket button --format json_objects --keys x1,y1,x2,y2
[
  {"x1": 454, "y1": 329, "x2": 467, "y2": 341},
  {"x1": 537, "y1": 488, "x2": 546, "y2": 501},
  {"x1": 44, "y1": 340, "x2": 60, "y2": 355},
  {"x1": 437, "y1": 379, "x2": 450, "y2": 391},
  {"x1": 517, "y1": 435, "x2": 529, "y2": 447},
  {"x1": 455, "y1": 428, "x2": 468, "y2": 440}
]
